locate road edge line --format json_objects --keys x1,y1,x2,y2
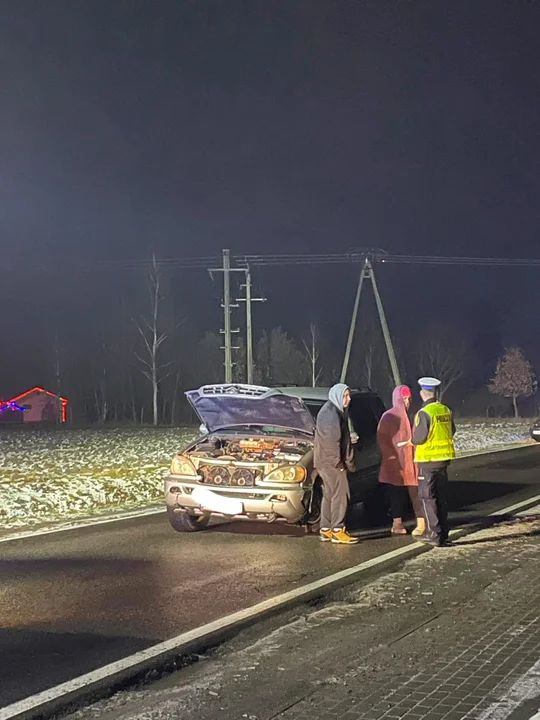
[{"x1": 2, "y1": 492, "x2": 540, "y2": 720}]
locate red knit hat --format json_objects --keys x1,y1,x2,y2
[{"x1": 400, "y1": 385, "x2": 412, "y2": 399}]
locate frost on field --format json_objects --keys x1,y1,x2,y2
[
  {"x1": 454, "y1": 419, "x2": 531, "y2": 453},
  {"x1": 0, "y1": 420, "x2": 534, "y2": 532},
  {"x1": 0, "y1": 427, "x2": 195, "y2": 530}
]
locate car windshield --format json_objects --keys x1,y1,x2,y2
[{"x1": 303, "y1": 401, "x2": 325, "y2": 419}]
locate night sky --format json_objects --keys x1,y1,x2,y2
[{"x1": 1, "y1": 1, "x2": 540, "y2": 399}]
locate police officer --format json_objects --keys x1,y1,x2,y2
[{"x1": 412, "y1": 377, "x2": 456, "y2": 547}]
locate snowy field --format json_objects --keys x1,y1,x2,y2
[
  {"x1": 0, "y1": 427, "x2": 194, "y2": 531},
  {"x1": 453, "y1": 419, "x2": 534, "y2": 453},
  {"x1": 0, "y1": 420, "x2": 535, "y2": 533}
]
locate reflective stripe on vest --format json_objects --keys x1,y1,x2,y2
[{"x1": 414, "y1": 401, "x2": 456, "y2": 463}]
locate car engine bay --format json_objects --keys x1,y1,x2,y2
[{"x1": 188, "y1": 435, "x2": 312, "y2": 464}]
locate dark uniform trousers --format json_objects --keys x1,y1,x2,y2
[{"x1": 417, "y1": 464, "x2": 449, "y2": 542}]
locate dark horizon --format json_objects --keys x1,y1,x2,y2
[{"x1": 1, "y1": 1, "x2": 540, "y2": 416}]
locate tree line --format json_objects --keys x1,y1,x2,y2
[{"x1": 39, "y1": 260, "x2": 538, "y2": 424}]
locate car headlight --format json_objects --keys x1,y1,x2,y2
[
  {"x1": 170, "y1": 454, "x2": 198, "y2": 476},
  {"x1": 263, "y1": 465, "x2": 306, "y2": 484}
]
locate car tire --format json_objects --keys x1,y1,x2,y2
[
  {"x1": 302, "y1": 481, "x2": 322, "y2": 531},
  {"x1": 167, "y1": 507, "x2": 210, "y2": 532}
]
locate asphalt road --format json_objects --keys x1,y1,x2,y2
[{"x1": 1, "y1": 445, "x2": 539, "y2": 709}]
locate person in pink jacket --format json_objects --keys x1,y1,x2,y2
[{"x1": 377, "y1": 385, "x2": 425, "y2": 535}]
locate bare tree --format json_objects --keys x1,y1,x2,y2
[
  {"x1": 416, "y1": 328, "x2": 468, "y2": 397},
  {"x1": 51, "y1": 332, "x2": 64, "y2": 424},
  {"x1": 92, "y1": 364, "x2": 108, "y2": 423},
  {"x1": 360, "y1": 329, "x2": 378, "y2": 388},
  {"x1": 136, "y1": 255, "x2": 169, "y2": 426},
  {"x1": 128, "y1": 371, "x2": 138, "y2": 423},
  {"x1": 169, "y1": 366, "x2": 182, "y2": 425},
  {"x1": 349, "y1": 318, "x2": 388, "y2": 392},
  {"x1": 303, "y1": 323, "x2": 323, "y2": 387},
  {"x1": 193, "y1": 332, "x2": 223, "y2": 385},
  {"x1": 256, "y1": 328, "x2": 307, "y2": 386},
  {"x1": 489, "y1": 347, "x2": 536, "y2": 418}
]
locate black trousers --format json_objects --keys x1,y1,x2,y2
[
  {"x1": 387, "y1": 485, "x2": 409, "y2": 520},
  {"x1": 417, "y1": 464, "x2": 449, "y2": 542}
]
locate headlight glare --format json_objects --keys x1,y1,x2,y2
[
  {"x1": 170, "y1": 454, "x2": 197, "y2": 476},
  {"x1": 264, "y1": 465, "x2": 306, "y2": 484}
]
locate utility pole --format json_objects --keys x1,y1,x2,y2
[
  {"x1": 367, "y1": 260, "x2": 401, "y2": 386},
  {"x1": 237, "y1": 266, "x2": 266, "y2": 384},
  {"x1": 340, "y1": 253, "x2": 401, "y2": 387},
  {"x1": 222, "y1": 249, "x2": 233, "y2": 382},
  {"x1": 208, "y1": 249, "x2": 242, "y2": 383},
  {"x1": 341, "y1": 257, "x2": 369, "y2": 383}
]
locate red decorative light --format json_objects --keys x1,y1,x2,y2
[{"x1": 4, "y1": 387, "x2": 69, "y2": 422}]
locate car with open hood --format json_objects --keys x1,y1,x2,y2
[{"x1": 164, "y1": 383, "x2": 385, "y2": 532}]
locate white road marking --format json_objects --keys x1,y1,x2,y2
[
  {"x1": 517, "y1": 503, "x2": 540, "y2": 517},
  {"x1": 2, "y1": 493, "x2": 540, "y2": 720},
  {"x1": 0, "y1": 506, "x2": 164, "y2": 545},
  {"x1": 0, "y1": 443, "x2": 537, "y2": 545},
  {"x1": 476, "y1": 657, "x2": 540, "y2": 720},
  {"x1": 491, "y1": 495, "x2": 540, "y2": 516}
]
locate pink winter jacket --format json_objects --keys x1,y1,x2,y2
[{"x1": 377, "y1": 386, "x2": 418, "y2": 487}]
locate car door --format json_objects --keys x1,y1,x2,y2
[{"x1": 347, "y1": 394, "x2": 383, "y2": 503}]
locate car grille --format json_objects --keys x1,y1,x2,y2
[{"x1": 199, "y1": 465, "x2": 257, "y2": 487}]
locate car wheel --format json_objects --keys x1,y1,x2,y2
[
  {"x1": 167, "y1": 507, "x2": 210, "y2": 532},
  {"x1": 302, "y1": 481, "x2": 322, "y2": 531}
]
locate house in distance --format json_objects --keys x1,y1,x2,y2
[{"x1": 0, "y1": 387, "x2": 68, "y2": 423}]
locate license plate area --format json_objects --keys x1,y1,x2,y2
[{"x1": 191, "y1": 487, "x2": 244, "y2": 516}]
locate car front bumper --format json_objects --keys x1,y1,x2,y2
[{"x1": 165, "y1": 476, "x2": 308, "y2": 523}]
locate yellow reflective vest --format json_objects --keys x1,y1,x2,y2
[{"x1": 414, "y1": 401, "x2": 456, "y2": 463}]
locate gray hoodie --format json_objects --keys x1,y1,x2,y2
[{"x1": 314, "y1": 385, "x2": 355, "y2": 472}]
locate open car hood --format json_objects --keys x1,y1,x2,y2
[{"x1": 185, "y1": 384, "x2": 315, "y2": 435}]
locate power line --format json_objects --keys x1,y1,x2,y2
[
  {"x1": 14, "y1": 251, "x2": 540, "y2": 273},
  {"x1": 237, "y1": 252, "x2": 540, "y2": 268}
]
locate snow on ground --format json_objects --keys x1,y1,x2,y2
[
  {"x1": 0, "y1": 427, "x2": 194, "y2": 530},
  {"x1": 0, "y1": 420, "x2": 535, "y2": 533},
  {"x1": 454, "y1": 418, "x2": 533, "y2": 453}
]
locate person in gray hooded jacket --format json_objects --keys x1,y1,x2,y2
[{"x1": 314, "y1": 383, "x2": 358, "y2": 544}]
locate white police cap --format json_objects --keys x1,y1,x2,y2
[{"x1": 418, "y1": 376, "x2": 441, "y2": 390}]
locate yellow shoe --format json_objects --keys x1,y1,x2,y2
[
  {"x1": 319, "y1": 528, "x2": 333, "y2": 542},
  {"x1": 331, "y1": 528, "x2": 359, "y2": 544},
  {"x1": 412, "y1": 518, "x2": 426, "y2": 536}
]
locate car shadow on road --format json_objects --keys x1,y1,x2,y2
[
  {"x1": 207, "y1": 520, "x2": 306, "y2": 537},
  {"x1": 205, "y1": 481, "x2": 531, "y2": 539}
]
